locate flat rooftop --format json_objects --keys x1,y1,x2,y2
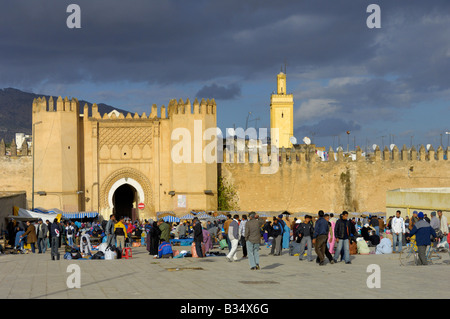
[
  {"x1": 389, "y1": 188, "x2": 450, "y2": 193},
  {"x1": 0, "y1": 191, "x2": 26, "y2": 198}
]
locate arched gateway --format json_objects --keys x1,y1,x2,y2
[
  {"x1": 100, "y1": 168, "x2": 153, "y2": 220},
  {"x1": 32, "y1": 96, "x2": 218, "y2": 218}
]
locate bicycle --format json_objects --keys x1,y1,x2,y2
[
  {"x1": 399, "y1": 241, "x2": 418, "y2": 266},
  {"x1": 426, "y1": 242, "x2": 442, "y2": 263},
  {"x1": 400, "y1": 237, "x2": 443, "y2": 266}
]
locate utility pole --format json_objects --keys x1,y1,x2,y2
[
  {"x1": 32, "y1": 120, "x2": 42, "y2": 211},
  {"x1": 446, "y1": 132, "x2": 450, "y2": 148}
]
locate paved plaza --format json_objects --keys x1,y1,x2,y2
[{"x1": 1, "y1": 243, "x2": 449, "y2": 300}]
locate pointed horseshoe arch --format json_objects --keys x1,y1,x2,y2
[{"x1": 100, "y1": 168, "x2": 153, "y2": 213}]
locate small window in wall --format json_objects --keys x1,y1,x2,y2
[{"x1": 281, "y1": 112, "x2": 284, "y2": 118}]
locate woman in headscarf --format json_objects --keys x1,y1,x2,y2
[
  {"x1": 148, "y1": 221, "x2": 161, "y2": 257},
  {"x1": 281, "y1": 213, "x2": 291, "y2": 250},
  {"x1": 202, "y1": 227, "x2": 213, "y2": 254},
  {"x1": 327, "y1": 215, "x2": 337, "y2": 254},
  {"x1": 7, "y1": 218, "x2": 17, "y2": 248}
]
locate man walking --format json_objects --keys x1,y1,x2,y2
[
  {"x1": 269, "y1": 218, "x2": 283, "y2": 256},
  {"x1": 65, "y1": 221, "x2": 75, "y2": 247},
  {"x1": 50, "y1": 218, "x2": 61, "y2": 260},
  {"x1": 333, "y1": 211, "x2": 354, "y2": 264},
  {"x1": 313, "y1": 210, "x2": 329, "y2": 266},
  {"x1": 239, "y1": 214, "x2": 248, "y2": 258},
  {"x1": 391, "y1": 210, "x2": 405, "y2": 253},
  {"x1": 193, "y1": 218, "x2": 204, "y2": 258},
  {"x1": 407, "y1": 212, "x2": 437, "y2": 265},
  {"x1": 226, "y1": 214, "x2": 240, "y2": 262},
  {"x1": 114, "y1": 216, "x2": 127, "y2": 250},
  {"x1": 245, "y1": 212, "x2": 264, "y2": 270},
  {"x1": 296, "y1": 215, "x2": 314, "y2": 262},
  {"x1": 22, "y1": 220, "x2": 37, "y2": 253},
  {"x1": 36, "y1": 219, "x2": 48, "y2": 254},
  {"x1": 105, "y1": 214, "x2": 116, "y2": 247},
  {"x1": 438, "y1": 210, "x2": 448, "y2": 246},
  {"x1": 223, "y1": 214, "x2": 233, "y2": 252}
]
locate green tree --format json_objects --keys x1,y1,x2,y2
[{"x1": 217, "y1": 176, "x2": 239, "y2": 211}]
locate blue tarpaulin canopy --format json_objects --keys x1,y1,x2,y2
[
  {"x1": 162, "y1": 215, "x2": 180, "y2": 223},
  {"x1": 63, "y1": 212, "x2": 98, "y2": 219}
]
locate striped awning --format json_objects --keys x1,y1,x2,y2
[
  {"x1": 63, "y1": 212, "x2": 98, "y2": 219},
  {"x1": 180, "y1": 213, "x2": 195, "y2": 220},
  {"x1": 162, "y1": 215, "x2": 180, "y2": 223},
  {"x1": 157, "y1": 211, "x2": 175, "y2": 218}
]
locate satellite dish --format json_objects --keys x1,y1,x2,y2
[
  {"x1": 303, "y1": 136, "x2": 311, "y2": 145},
  {"x1": 390, "y1": 144, "x2": 395, "y2": 151},
  {"x1": 227, "y1": 128, "x2": 235, "y2": 137},
  {"x1": 289, "y1": 136, "x2": 297, "y2": 145},
  {"x1": 372, "y1": 144, "x2": 378, "y2": 151}
]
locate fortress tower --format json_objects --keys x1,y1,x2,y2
[
  {"x1": 31, "y1": 96, "x2": 218, "y2": 220},
  {"x1": 32, "y1": 97, "x2": 83, "y2": 212},
  {"x1": 270, "y1": 71, "x2": 294, "y2": 149}
]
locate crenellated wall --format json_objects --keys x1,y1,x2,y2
[
  {"x1": 5, "y1": 94, "x2": 448, "y2": 218},
  {"x1": 220, "y1": 144, "x2": 450, "y2": 214}
]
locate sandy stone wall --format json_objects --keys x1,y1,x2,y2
[
  {"x1": 1, "y1": 143, "x2": 449, "y2": 217},
  {"x1": 0, "y1": 156, "x2": 32, "y2": 209},
  {"x1": 220, "y1": 146, "x2": 450, "y2": 214}
]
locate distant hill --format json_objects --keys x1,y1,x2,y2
[{"x1": 0, "y1": 88, "x2": 130, "y2": 142}]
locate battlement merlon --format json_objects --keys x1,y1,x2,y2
[
  {"x1": 81, "y1": 97, "x2": 216, "y2": 121},
  {"x1": 222, "y1": 144, "x2": 450, "y2": 165},
  {"x1": 32, "y1": 96, "x2": 80, "y2": 113},
  {"x1": 168, "y1": 97, "x2": 216, "y2": 117}
]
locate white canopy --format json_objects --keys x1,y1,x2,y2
[{"x1": 8, "y1": 208, "x2": 60, "y2": 222}]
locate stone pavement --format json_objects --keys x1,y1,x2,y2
[{"x1": 0, "y1": 244, "x2": 449, "y2": 299}]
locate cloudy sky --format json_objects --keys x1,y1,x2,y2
[{"x1": 1, "y1": 0, "x2": 449, "y2": 150}]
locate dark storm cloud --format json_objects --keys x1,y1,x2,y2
[
  {"x1": 0, "y1": 0, "x2": 398, "y2": 86},
  {"x1": 1, "y1": 0, "x2": 450, "y2": 131},
  {"x1": 196, "y1": 83, "x2": 241, "y2": 100}
]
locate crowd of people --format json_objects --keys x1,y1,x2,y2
[
  {"x1": 219, "y1": 209, "x2": 449, "y2": 268},
  {"x1": 3, "y1": 209, "x2": 448, "y2": 267}
]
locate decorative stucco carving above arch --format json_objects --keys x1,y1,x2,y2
[{"x1": 100, "y1": 167, "x2": 153, "y2": 212}]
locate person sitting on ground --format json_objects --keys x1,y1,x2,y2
[
  {"x1": 376, "y1": 237, "x2": 392, "y2": 254},
  {"x1": 158, "y1": 240, "x2": 173, "y2": 258},
  {"x1": 361, "y1": 224, "x2": 371, "y2": 242},
  {"x1": 368, "y1": 229, "x2": 380, "y2": 247}
]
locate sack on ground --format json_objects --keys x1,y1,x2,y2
[
  {"x1": 104, "y1": 249, "x2": 115, "y2": 260},
  {"x1": 357, "y1": 239, "x2": 370, "y2": 255},
  {"x1": 191, "y1": 242, "x2": 206, "y2": 258},
  {"x1": 219, "y1": 239, "x2": 228, "y2": 250},
  {"x1": 92, "y1": 251, "x2": 104, "y2": 260},
  {"x1": 349, "y1": 241, "x2": 357, "y2": 255}
]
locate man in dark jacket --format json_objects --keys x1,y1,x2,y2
[
  {"x1": 333, "y1": 211, "x2": 355, "y2": 264},
  {"x1": 313, "y1": 210, "x2": 329, "y2": 265},
  {"x1": 407, "y1": 212, "x2": 437, "y2": 265},
  {"x1": 50, "y1": 218, "x2": 61, "y2": 260},
  {"x1": 245, "y1": 212, "x2": 265, "y2": 270},
  {"x1": 105, "y1": 214, "x2": 116, "y2": 248},
  {"x1": 296, "y1": 215, "x2": 314, "y2": 261},
  {"x1": 36, "y1": 219, "x2": 48, "y2": 254},
  {"x1": 269, "y1": 218, "x2": 283, "y2": 256},
  {"x1": 193, "y1": 218, "x2": 203, "y2": 258}
]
